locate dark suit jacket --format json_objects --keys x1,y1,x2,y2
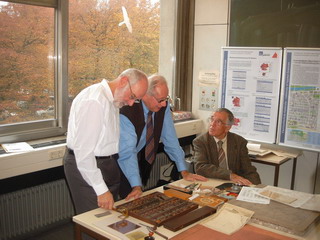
[{"x1": 193, "y1": 131, "x2": 261, "y2": 185}]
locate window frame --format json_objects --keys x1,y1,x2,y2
[
  {"x1": 0, "y1": 0, "x2": 68, "y2": 143},
  {"x1": 0, "y1": 0, "x2": 193, "y2": 143}
]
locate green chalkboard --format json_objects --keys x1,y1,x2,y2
[{"x1": 230, "y1": 0, "x2": 320, "y2": 48}]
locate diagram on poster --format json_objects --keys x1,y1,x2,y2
[
  {"x1": 220, "y1": 47, "x2": 282, "y2": 143},
  {"x1": 199, "y1": 85, "x2": 217, "y2": 111}
]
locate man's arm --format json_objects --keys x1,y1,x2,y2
[
  {"x1": 73, "y1": 100, "x2": 109, "y2": 195},
  {"x1": 118, "y1": 115, "x2": 142, "y2": 188},
  {"x1": 161, "y1": 105, "x2": 186, "y2": 172},
  {"x1": 237, "y1": 138, "x2": 261, "y2": 185},
  {"x1": 161, "y1": 105, "x2": 207, "y2": 182},
  {"x1": 73, "y1": 100, "x2": 113, "y2": 209}
]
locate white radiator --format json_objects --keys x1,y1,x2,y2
[
  {"x1": 0, "y1": 179, "x2": 74, "y2": 240},
  {"x1": 142, "y1": 152, "x2": 172, "y2": 190}
]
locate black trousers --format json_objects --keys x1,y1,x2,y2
[{"x1": 64, "y1": 149, "x2": 121, "y2": 215}]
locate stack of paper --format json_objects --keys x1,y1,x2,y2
[
  {"x1": 201, "y1": 203, "x2": 254, "y2": 235},
  {"x1": 1, "y1": 142, "x2": 34, "y2": 153},
  {"x1": 247, "y1": 143, "x2": 271, "y2": 156}
]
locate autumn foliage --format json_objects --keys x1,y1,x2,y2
[{"x1": 0, "y1": 0, "x2": 160, "y2": 124}]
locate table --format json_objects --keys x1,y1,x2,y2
[
  {"x1": 73, "y1": 179, "x2": 319, "y2": 240},
  {"x1": 250, "y1": 153, "x2": 298, "y2": 190}
]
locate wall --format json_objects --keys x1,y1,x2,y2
[{"x1": 192, "y1": 0, "x2": 319, "y2": 193}]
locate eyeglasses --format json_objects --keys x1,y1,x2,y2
[
  {"x1": 153, "y1": 95, "x2": 170, "y2": 104},
  {"x1": 128, "y1": 80, "x2": 141, "y2": 103},
  {"x1": 210, "y1": 117, "x2": 228, "y2": 126}
]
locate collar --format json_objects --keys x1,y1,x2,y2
[
  {"x1": 141, "y1": 101, "x2": 151, "y2": 116},
  {"x1": 213, "y1": 135, "x2": 227, "y2": 144},
  {"x1": 101, "y1": 79, "x2": 114, "y2": 101}
]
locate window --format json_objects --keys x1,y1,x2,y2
[
  {"x1": 0, "y1": 0, "x2": 68, "y2": 143},
  {"x1": 0, "y1": 0, "x2": 193, "y2": 143},
  {"x1": 68, "y1": 0, "x2": 161, "y2": 99}
]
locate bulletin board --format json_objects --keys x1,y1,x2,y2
[
  {"x1": 220, "y1": 47, "x2": 283, "y2": 144},
  {"x1": 278, "y1": 48, "x2": 320, "y2": 152}
]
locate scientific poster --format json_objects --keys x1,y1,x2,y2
[
  {"x1": 220, "y1": 47, "x2": 282, "y2": 143},
  {"x1": 279, "y1": 48, "x2": 320, "y2": 152}
]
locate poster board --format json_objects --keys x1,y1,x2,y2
[
  {"x1": 220, "y1": 47, "x2": 283, "y2": 143},
  {"x1": 278, "y1": 48, "x2": 320, "y2": 152}
]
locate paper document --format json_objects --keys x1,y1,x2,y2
[
  {"x1": 270, "y1": 150, "x2": 300, "y2": 158},
  {"x1": 259, "y1": 189, "x2": 297, "y2": 204},
  {"x1": 201, "y1": 202, "x2": 254, "y2": 235},
  {"x1": 247, "y1": 143, "x2": 263, "y2": 152},
  {"x1": 93, "y1": 215, "x2": 147, "y2": 240},
  {"x1": 300, "y1": 194, "x2": 320, "y2": 212},
  {"x1": 237, "y1": 187, "x2": 270, "y2": 204},
  {"x1": 258, "y1": 185, "x2": 314, "y2": 208},
  {"x1": 2, "y1": 142, "x2": 34, "y2": 153},
  {"x1": 247, "y1": 143, "x2": 271, "y2": 156}
]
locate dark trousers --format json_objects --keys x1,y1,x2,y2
[{"x1": 64, "y1": 150, "x2": 121, "y2": 215}]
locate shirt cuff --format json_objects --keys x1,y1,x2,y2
[
  {"x1": 128, "y1": 176, "x2": 142, "y2": 188},
  {"x1": 92, "y1": 182, "x2": 109, "y2": 196},
  {"x1": 175, "y1": 161, "x2": 187, "y2": 172}
]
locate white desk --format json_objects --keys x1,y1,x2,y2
[{"x1": 73, "y1": 179, "x2": 320, "y2": 240}]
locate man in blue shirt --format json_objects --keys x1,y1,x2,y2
[{"x1": 118, "y1": 74, "x2": 207, "y2": 200}]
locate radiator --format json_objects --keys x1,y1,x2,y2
[
  {"x1": 0, "y1": 179, "x2": 74, "y2": 240},
  {"x1": 142, "y1": 152, "x2": 172, "y2": 191}
]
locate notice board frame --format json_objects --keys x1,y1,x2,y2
[
  {"x1": 278, "y1": 48, "x2": 320, "y2": 152},
  {"x1": 220, "y1": 47, "x2": 283, "y2": 144}
]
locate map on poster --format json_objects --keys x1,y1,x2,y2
[
  {"x1": 279, "y1": 48, "x2": 320, "y2": 152},
  {"x1": 220, "y1": 47, "x2": 282, "y2": 143}
]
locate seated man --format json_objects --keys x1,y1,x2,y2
[{"x1": 193, "y1": 108, "x2": 261, "y2": 185}]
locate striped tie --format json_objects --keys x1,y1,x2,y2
[
  {"x1": 218, "y1": 141, "x2": 226, "y2": 168},
  {"x1": 145, "y1": 111, "x2": 155, "y2": 164}
]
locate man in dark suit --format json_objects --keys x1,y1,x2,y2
[{"x1": 193, "y1": 108, "x2": 261, "y2": 185}]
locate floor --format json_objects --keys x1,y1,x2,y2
[{"x1": 24, "y1": 221, "x2": 74, "y2": 240}]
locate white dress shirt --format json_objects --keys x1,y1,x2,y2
[{"x1": 67, "y1": 79, "x2": 119, "y2": 196}]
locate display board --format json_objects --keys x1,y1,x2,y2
[
  {"x1": 278, "y1": 48, "x2": 320, "y2": 152},
  {"x1": 220, "y1": 47, "x2": 283, "y2": 143}
]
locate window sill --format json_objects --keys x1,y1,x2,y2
[
  {"x1": 0, "y1": 119, "x2": 203, "y2": 180},
  {"x1": 0, "y1": 136, "x2": 67, "y2": 180}
]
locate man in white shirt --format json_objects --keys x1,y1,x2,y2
[{"x1": 64, "y1": 68, "x2": 148, "y2": 215}]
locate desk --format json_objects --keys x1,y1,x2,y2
[
  {"x1": 250, "y1": 154, "x2": 298, "y2": 190},
  {"x1": 72, "y1": 179, "x2": 319, "y2": 240}
]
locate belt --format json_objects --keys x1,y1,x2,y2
[{"x1": 67, "y1": 148, "x2": 118, "y2": 159}]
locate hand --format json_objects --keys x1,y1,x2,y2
[
  {"x1": 125, "y1": 186, "x2": 143, "y2": 201},
  {"x1": 97, "y1": 191, "x2": 114, "y2": 210},
  {"x1": 230, "y1": 173, "x2": 252, "y2": 185},
  {"x1": 181, "y1": 170, "x2": 208, "y2": 182}
]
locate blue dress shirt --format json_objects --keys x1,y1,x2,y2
[{"x1": 118, "y1": 102, "x2": 186, "y2": 187}]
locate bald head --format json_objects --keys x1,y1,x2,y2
[
  {"x1": 112, "y1": 68, "x2": 148, "y2": 108},
  {"x1": 147, "y1": 74, "x2": 168, "y2": 95},
  {"x1": 142, "y1": 74, "x2": 169, "y2": 112}
]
